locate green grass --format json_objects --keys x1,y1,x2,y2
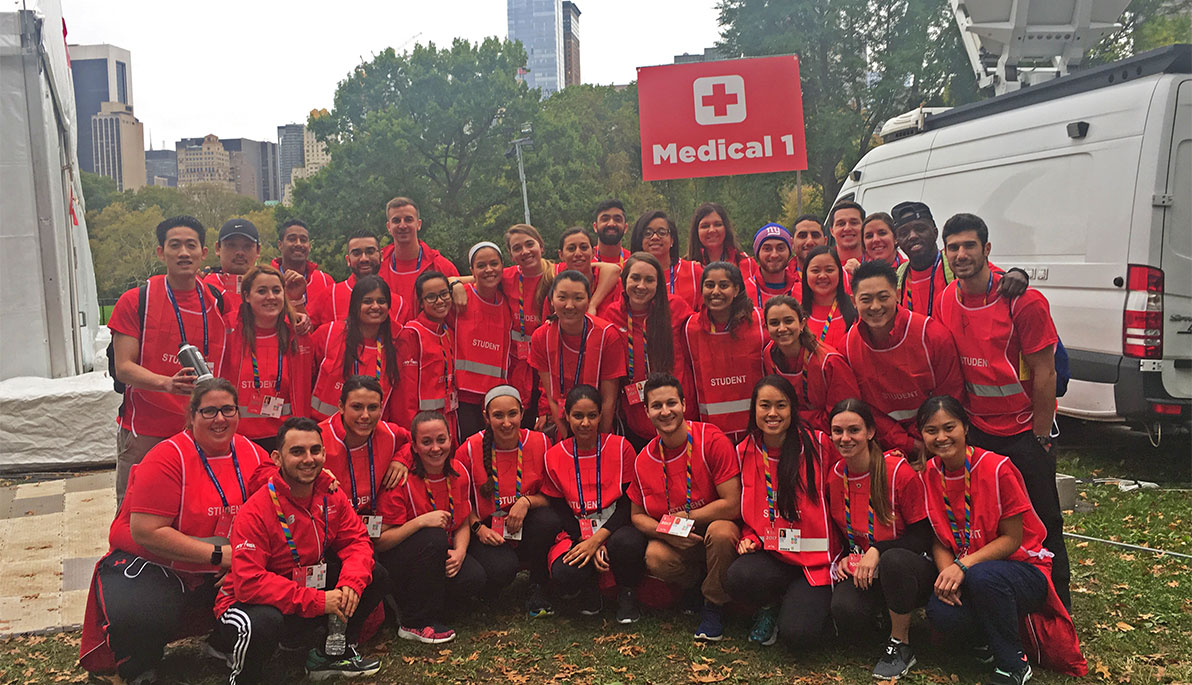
[{"x1": 1, "y1": 422, "x2": 1189, "y2": 684}]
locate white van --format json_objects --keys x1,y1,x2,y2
[{"x1": 836, "y1": 44, "x2": 1190, "y2": 433}]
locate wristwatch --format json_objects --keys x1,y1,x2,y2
[
  {"x1": 1035, "y1": 434, "x2": 1053, "y2": 451},
  {"x1": 210, "y1": 544, "x2": 223, "y2": 566},
  {"x1": 470, "y1": 520, "x2": 482, "y2": 535}
]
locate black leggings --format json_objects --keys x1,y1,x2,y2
[
  {"x1": 724, "y1": 552, "x2": 833, "y2": 649},
  {"x1": 470, "y1": 505, "x2": 562, "y2": 593},
  {"x1": 93, "y1": 550, "x2": 216, "y2": 681},
  {"x1": 550, "y1": 525, "x2": 646, "y2": 596},
  {"x1": 830, "y1": 548, "x2": 937, "y2": 637},
  {"x1": 214, "y1": 562, "x2": 388, "y2": 685},
  {"x1": 376, "y1": 527, "x2": 484, "y2": 628}
]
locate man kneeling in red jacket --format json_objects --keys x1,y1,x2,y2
[{"x1": 212, "y1": 417, "x2": 386, "y2": 683}]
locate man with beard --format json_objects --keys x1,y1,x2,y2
[
  {"x1": 593, "y1": 199, "x2": 631, "y2": 265},
  {"x1": 787, "y1": 214, "x2": 828, "y2": 287},
  {"x1": 308, "y1": 230, "x2": 411, "y2": 329},
  {"x1": 937, "y1": 212, "x2": 1071, "y2": 608},
  {"x1": 890, "y1": 201, "x2": 1028, "y2": 318},
  {"x1": 744, "y1": 223, "x2": 798, "y2": 308},
  {"x1": 273, "y1": 219, "x2": 335, "y2": 311}
]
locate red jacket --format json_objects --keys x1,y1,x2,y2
[
  {"x1": 379, "y1": 241, "x2": 459, "y2": 305},
  {"x1": 216, "y1": 472, "x2": 374, "y2": 619},
  {"x1": 271, "y1": 258, "x2": 335, "y2": 309},
  {"x1": 762, "y1": 340, "x2": 861, "y2": 434}
]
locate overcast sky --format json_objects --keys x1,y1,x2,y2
[{"x1": 59, "y1": 0, "x2": 724, "y2": 148}]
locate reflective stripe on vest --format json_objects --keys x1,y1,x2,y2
[
  {"x1": 965, "y1": 380, "x2": 1025, "y2": 398},
  {"x1": 698, "y1": 398, "x2": 752, "y2": 416},
  {"x1": 887, "y1": 408, "x2": 918, "y2": 422},
  {"x1": 455, "y1": 358, "x2": 503, "y2": 378},
  {"x1": 510, "y1": 330, "x2": 530, "y2": 342},
  {"x1": 788, "y1": 537, "x2": 830, "y2": 553},
  {"x1": 419, "y1": 398, "x2": 446, "y2": 410},
  {"x1": 238, "y1": 403, "x2": 293, "y2": 419},
  {"x1": 310, "y1": 395, "x2": 338, "y2": 417}
]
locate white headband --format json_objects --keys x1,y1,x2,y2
[{"x1": 468, "y1": 241, "x2": 502, "y2": 264}]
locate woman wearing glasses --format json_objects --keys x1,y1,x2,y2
[
  {"x1": 630, "y1": 211, "x2": 704, "y2": 312},
  {"x1": 395, "y1": 271, "x2": 460, "y2": 438},
  {"x1": 81, "y1": 378, "x2": 271, "y2": 682}
]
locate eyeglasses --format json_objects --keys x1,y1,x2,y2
[
  {"x1": 642, "y1": 228, "x2": 671, "y2": 239},
  {"x1": 197, "y1": 405, "x2": 238, "y2": 419},
  {"x1": 422, "y1": 290, "x2": 453, "y2": 303}
]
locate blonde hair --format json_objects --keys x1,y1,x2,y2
[{"x1": 504, "y1": 224, "x2": 555, "y2": 310}]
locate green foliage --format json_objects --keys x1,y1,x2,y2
[
  {"x1": 79, "y1": 172, "x2": 117, "y2": 213},
  {"x1": 1089, "y1": 0, "x2": 1192, "y2": 64},
  {"x1": 716, "y1": 0, "x2": 978, "y2": 204}
]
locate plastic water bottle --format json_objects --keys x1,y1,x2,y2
[{"x1": 325, "y1": 615, "x2": 347, "y2": 657}]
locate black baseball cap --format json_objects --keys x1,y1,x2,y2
[
  {"x1": 218, "y1": 218, "x2": 260, "y2": 244},
  {"x1": 890, "y1": 201, "x2": 934, "y2": 229}
]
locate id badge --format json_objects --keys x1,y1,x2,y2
[
  {"x1": 491, "y1": 515, "x2": 522, "y2": 541},
  {"x1": 445, "y1": 388, "x2": 459, "y2": 412},
  {"x1": 623, "y1": 380, "x2": 647, "y2": 406},
  {"x1": 260, "y1": 395, "x2": 285, "y2": 419},
  {"x1": 246, "y1": 389, "x2": 264, "y2": 416},
  {"x1": 846, "y1": 551, "x2": 863, "y2": 575},
  {"x1": 762, "y1": 527, "x2": 779, "y2": 551},
  {"x1": 656, "y1": 514, "x2": 694, "y2": 538},
  {"x1": 214, "y1": 510, "x2": 234, "y2": 539},
  {"x1": 293, "y1": 562, "x2": 327, "y2": 589},
  {"x1": 513, "y1": 340, "x2": 531, "y2": 359},
  {"x1": 363, "y1": 515, "x2": 382, "y2": 538},
  {"x1": 777, "y1": 528, "x2": 801, "y2": 552},
  {"x1": 579, "y1": 518, "x2": 597, "y2": 540}
]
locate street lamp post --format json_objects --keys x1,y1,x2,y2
[{"x1": 507, "y1": 124, "x2": 533, "y2": 225}]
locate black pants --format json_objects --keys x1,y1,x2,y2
[
  {"x1": 926, "y1": 559, "x2": 1048, "y2": 672},
  {"x1": 456, "y1": 402, "x2": 485, "y2": 443},
  {"x1": 724, "y1": 552, "x2": 833, "y2": 649},
  {"x1": 830, "y1": 548, "x2": 937, "y2": 637},
  {"x1": 214, "y1": 560, "x2": 387, "y2": 685},
  {"x1": 550, "y1": 525, "x2": 645, "y2": 596},
  {"x1": 969, "y1": 427, "x2": 1070, "y2": 607},
  {"x1": 376, "y1": 527, "x2": 484, "y2": 629},
  {"x1": 94, "y1": 551, "x2": 216, "y2": 681},
  {"x1": 471, "y1": 505, "x2": 561, "y2": 592}
]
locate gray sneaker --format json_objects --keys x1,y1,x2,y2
[{"x1": 872, "y1": 637, "x2": 916, "y2": 680}]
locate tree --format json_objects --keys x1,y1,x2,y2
[
  {"x1": 1089, "y1": 0, "x2": 1192, "y2": 64},
  {"x1": 298, "y1": 38, "x2": 543, "y2": 268},
  {"x1": 717, "y1": 0, "x2": 978, "y2": 205},
  {"x1": 80, "y1": 172, "x2": 118, "y2": 213}
]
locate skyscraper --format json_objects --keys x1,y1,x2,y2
[
  {"x1": 508, "y1": 0, "x2": 565, "y2": 96},
  {"x1": 176, "y1": 135, "x2": 279, "y2": 203},
  {"x1": 145, "y1": 149, "x2": 177, "y2": 187},
  {"x1": 91, "y1": 102, "x2": 145, "y2": 191},
  {"x1": 69, "y1": 43, "x2": 144, "y2": 187},
  {"x1": 277, "y1": 122, "x2": 305, "y2": 189},
  {"x1": 561, "y1": 2, "x2": 581, "y2": 87}
]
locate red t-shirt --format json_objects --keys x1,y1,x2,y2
[
  {"x1": 807, "y1": 302, "x2": 849, "y2": 352},
  {"x1": 540, "y1": 434, "x2": 635, "y2": 517},
  {"x1": 320, "y1": 416, "x2": 411, "y2": 515},
  {"x1": 375, "y1": 459, "x2": 473, "y2": 534},
  {"x1": 457, "y1": 429, "x2": 550, "y2": 521},
  {"x1": 629, "y1": 421, "x2": 740, "y2": 519},
  {"x1": 529, "y1": 316, "x2": 626, "y2": 417},
  {"x1": 827, "y1": 453, "x2": 927, "y2": 552}
]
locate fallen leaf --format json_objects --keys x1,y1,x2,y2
[
  {"x1": 1115, "y1": 621, "x2": 1135, "y2": 631},
  {"x1": 1095, "y1": 660, "x2": 1111, "y2": 678},
  {"x1": 1168, "y1": 580, "x2": 1179, "y2": 587},
  {"x1": 1120, "y1": 553, "x2": 1136, "y2": 561},
  {"x1": 1077, "y1": 541, "x2": 1090, "y2": 548},
  {"x1": 618, "y1": 644, "x2": 644, "y2": 657}
]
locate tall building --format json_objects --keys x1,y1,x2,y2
[
  {"x1": 177, "y1": 135, "x2": 234, "y2": 191},
  {"x1": 277, "y1": 122, "x2": 305, "y2": 189},
  {"x1": 283, "y1": 125, "x2": 331, "y2": 205},
  {"x1": 145, "y1": 149, "x2": 177, "y2": 187},
  {"x1": 176, "y1": 135, "x2": 279, "y2": 202},
  {"x1": 508, "y1": 0, "x2": 565, "y2": 96},
  {"x1": 69, "y1": 43, "x2": 144, "y2": 187},
  {"x1": 91, "y1": 102, "x2": 145, "y2": 191},
  {"x1": 561, "y1": 2, "x2": 581, "y2": 87}
]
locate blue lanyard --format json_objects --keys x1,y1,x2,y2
[
  {"x1": 668, "y1": 262, "x2": 677, "y2": 294},
  {"x1": 251, "y1": 340, "x2": 284, "y2": 390},
  {"x1": 557, "y1": 317, "x2": 590, "y2": 397},
  {"x1": 343, "y1": 432, "x2": 376, "y2": 513},
  {"x1": 391, "y1": 244, "x2": 424, "y2": 272},
  {"x1": 195, "y1": 439, "x2": 245, "y2": 508},
  {"x1": 572, "y1": 434, "x2": 602, "y2": 516},
  {"x1": 166, "y1": 282, "x2": 209, "y2": 355}
]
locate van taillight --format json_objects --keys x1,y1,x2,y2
[{"x1": 1123, "y1": 264, "x2": 1163, "y2": 359}]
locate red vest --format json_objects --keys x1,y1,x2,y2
[
  {"x1": 745, "y1": 265, "x2": 799, "y2": 310},
  {"x1": 457, "y1": 429, "x2": 550, "y2": 521},
  {"x1": 376, "y1": 459, "x2": 473, "y2": 533},
  {"x1": 270, "y1": 258, "x2": 334, "y2": 309},
  {"x1": 845, "y1": 308, "x2": 941, "y2": 429},
  {"x1": 396, "y1": 314, "x2": 458, "y2": 433},
  {"x1": 807, "y1": 302, "x2": 849, "y2": 351},
  {"x1": 553, "y1": 261, "x2": 622, "y2": 319},
  {"x1": 452, "y1": 284, "x2": 512, "y2": 399},
  {"x1": 736, "y1": 433, "x2": 840, "y2": 586},
  {"x1": 827, "y1": 452, "x2": 927, "y2": 552},
  {"x1": 220, "y1": 323, "x2": 313, "y2": 439},
  {"x1": 629, "y1": 421, "x2": 740, "y2": 520},
  {"x1": 938, "y1": 280, "x2": 1035, "y2": 436},
  {"x1": 762, "y1": 340, "x2": 862, "y2": 434},
  {"x1": 530, "y1": 314, "x2": 622, "y2": 417},
  {"x1": 320, "y1": 415, "x2": 411, "y2": 515},
  {"x1": 502, "y1": 265, "x2": 547, "y2": 402},
  {"x1": 684, "y1": 309, "x2": 766, "y2": 441},
  {"x1": 120, "y1": 275, "x2": 228, "y2": 436},
  {"x1": 204, "y1": 271, "x2": 243, "y2": 316},
  {"x1": 310, "y1": 321, "x2": 393, "y2": 420},
  {"x1": 540, "y1": 434, "x2": 634, "y2": 517},
  {"x1": 308, "y1": 275, "x2": 411, "y2": 331},
  {"x1": 379, "y1": 241, "x2": 459, "y2": 304},
  {"x1": 665, "y1": 259, "x2": 703, "y2": 312}
]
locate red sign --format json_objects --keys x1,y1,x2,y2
[{"x1": 636, "y1": 56, "x2": 807, "y2": 181}]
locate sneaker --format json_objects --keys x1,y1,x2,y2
[
  {"x1": 305, "y1": 645, "x2": 381, "y2": 681},
  {"x1": 526, "y1": 583, "x2": 555, "y2": 618},
  {"x1": 579, "y1": 586, "x2": 603, "y2": 616},
  {"x1": 615, "y1": 587, "x2": 641, "y2": 624},
  {"x1": 693, "y1": 603, "x2": 725, "y2": 641},
  {"x1": 748, "y1": 605, "x2": 779, "y2": 646},
  {"x1": 973, "y1": 644, "x2": 995, "y2": 664},
  {"x1": 203, "y1": 640, "x2": 233, "y2": 669},
  {"x1": 987, "y1": 663, "x2": 1032, "y2": 685},
  {"x1": 872, "y1": 637, "x2": 916, "y2": 680},
  {"x1": 397, "y1": 624, "x2": 457, "y2": 644}
]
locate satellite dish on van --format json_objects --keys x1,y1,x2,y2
[{"x1": 951, "y1": 0, "x2": 1131, "y2": 94}]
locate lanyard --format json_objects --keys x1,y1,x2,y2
[
  {"x1": 818, "y1": 302, "x2": 838, "y2": 342},
  {"x1": 343, "y1": 433, "x2": 376, "y2": 513},
  {"x1": 797, "y1": 348, "x2": 811, "y2": 410},
  {"x1": 354, "y1": 341, "x2": 383, "y2": 380},
  {"x1": 940, "y1": 447, "x2": 974, "y2": 554},
  {"x1": 166, "y1": 282, "x2": 209, "y2": 356},
  {"x1": 425, "y1": 475, "x2": 455, "y2": 522},
  {"x1": 439, "y1": 323, "x2": 452, "y2": 391},
  {"x1": 493, "y1": 438, "x2": 523, "y2": 509},
  {"x1": 250, "y1": 338, "x2": 284, "y2": 390},
  {"x1": 195, "y1": 440, "x2": 245, "y2": 509},
  {"x1": 391, "y1": 244, "x2": 424, "y2": 272},
  {"x1": 663, "y1": 428, "x2": 694, "y2": 515},
  {"x1": 902, "y1": 254, "x2": 941, "y2": 316},
  {"x1": 572, "y1": 434, "x2": 602, "y2": 516},
  {"x1": 626, "y1": 310, "x2": 647, "y2": 378},
  {"x1": 842, "y1": 463, "x2": 875, "y2": 550},
  {"x1": 517, "y1": 271, "x2": 527, "y2": 338},
  {"x1": 557, "y1": 317, "x2": 590, "y2": 397},
  {"x1": 267, "y1": 484, "x2": 327, "y2": 568},
  {"x1": 760, "y1": 442, "x2": 776, "y2": 524},
  {"x1": 668, "y1": 262, "x2": 677, "y2": 294}
]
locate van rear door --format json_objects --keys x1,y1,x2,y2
[{"x1": 1160, "y1": 79, "x2": 1192, "y2": 402}]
